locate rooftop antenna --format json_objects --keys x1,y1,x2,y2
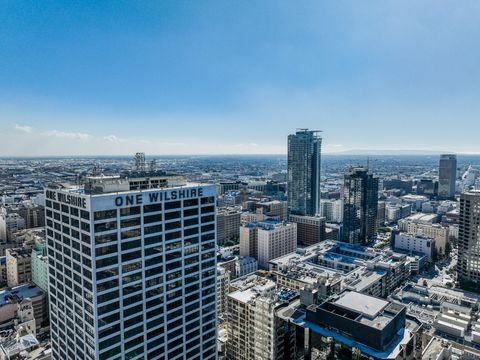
[
  {"x1": 296, "y1": 128, "x2": 323, "y2": 133},
  {"x1": 149, "y1": 159, "x2": 157, "y2": 172},
  {"x1": 134, "y1": 152, "x2": 146, "y2": 172},
  {"x1": 92, "y1": 164, "x2": 101, "y2": 176}
]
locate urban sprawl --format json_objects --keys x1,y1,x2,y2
[{"x1": 0, "y1": 132, "x2": 480, "y2": 359}]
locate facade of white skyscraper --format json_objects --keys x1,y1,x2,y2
[{"x1": 45, "y1": 177, "x2": 217, "y2": 360}]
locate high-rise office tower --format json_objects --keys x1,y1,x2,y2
[
  {"x1": 457, "y1": 191, "x2": 480, "y2": 287},
  {"x1": 342, "y1": 167, "x2": 379, "y2": 245},
  {"x1": 45, "y1": 176, "x2": 217, "y2": 360},
  {"x1": 438, "y1": 154, "x2": 457, "y2": 200},
  {"x1": 287, "y1": 129, "x2": 322, "y2": 216}
]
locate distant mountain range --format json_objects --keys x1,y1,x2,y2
[{"x1": 325, "y1": 149, "x2": 454, "y2": 156}]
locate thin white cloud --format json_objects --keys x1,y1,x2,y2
[
  {"x1": 103, "y1": 135, "x2": 122, "y2": 143},
  {"x1": 42, "y1": 130, "x2": 92, "y2": 140},
  {"x1": 232, "y1": 142, "x2": 260, "y2": 148},
  {"x1": 161, "y1": 142, "x2": 187, "y2": 147},
  {"x1": 14, "y1": 124, "x2": 32, "y2": 133}
]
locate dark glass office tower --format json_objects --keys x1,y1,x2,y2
[
  {"x1": 342, "y1": 167, "x2": 379, "y2": 245},
  {"x1": 287, "y1": 129, "x2": 322, "y2": 216},
  {"x1": 438, "y1": 154, "x2": 457, "y2": 200}
]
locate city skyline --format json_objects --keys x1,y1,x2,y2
[
  {"x1": 2, "y1": 1, "x2": 480, "y2": 155},
  {"x1": 2, "y1": 2, "x2": 480, "y2": 360}
]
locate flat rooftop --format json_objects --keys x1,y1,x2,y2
[
  {"x1": 229, "y1": 288, "x2": 258, "y2": 304},
  {"x1": 405, "y1": 213, "x2": 438, "y2": 223},
  {"x1": 52, "y1": 181, "x2": 211, "y2": 197},
  {"x1": 334, "y1": 291, "x2": 389, "y2": 318},
  {"x1": 0, "y1": 284, "x2": 44, "y2": 306},
  {"x1": 345, "y1": 269, "x2": 386, "y2": 293}
]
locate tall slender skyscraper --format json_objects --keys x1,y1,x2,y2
[
  {"x1": 45, "y1": 176, "x2": 217, "y2": 360},
  {"x1": 457, "y1": 190, "x2": 480, "y2": 288},
  {"x1": 438, "y1": 154, "x2": 457, "y2": 200},
  {"x1": 342, "y1": 167, "x2": 379, "y2": 245},
  {"x1": 287, "y1": 129, "x2": 322, "y2": 216}
]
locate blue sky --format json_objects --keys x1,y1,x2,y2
[{"x1": 1, "y1": 1, "x2": 480, "y2": 155}]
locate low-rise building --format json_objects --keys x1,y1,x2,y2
[
  {"x1": 288, "y1": 214, "x2": 325, "y2": 246},
  {"x1": 0, "y1": 213, "x2": 25, "y2": 242},
  {"x1": 386, "y1": 203, "x2": 412, "y2": 223},
  {"x1": 234, "y1": 256, "x2": 258, "y2": 278},
  {"x1": 269, "y1": 241, "x2": 412, "y2": 299},
  {"x1": 31, "y1": 242, "x2": 48, "y2": 292},
  {"x1": 320, "y1": 199, "x2": 343, "y2": 223},
  {"x1": 394, "y1": 232, "x2": 435, "y2": 261},
  {"x1": 398, "y1": 219, "x2": 449, "y2": 255},
  {"x1": 6, "y1": 248, "x2": 32, "y2": 287},
  {"x1": 216, "y1": 207, "x2": 242, "y2": 245},
  {"x1": 240, "y1": 219, "x2": 296, "y2": 269},
  {"x1": 0, "y1": 284, "x2": 48, "y2": 330},
  {"x1": 254, "y1": 200, "x2": 288, "y2": 221},
  {"x1": 298, "y1": 291, "x2": 420, "y2": 360}
]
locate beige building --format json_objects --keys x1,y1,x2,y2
[
  {"x1": 398, "y1": 220, "x2": 449, "y2": 254},
  {"x1": 6, "y1": 248, "x2": 32, "y2": 287},
  {"x1": 216, "y1": 207, "x2": 242, "y2": 245},
  {"x1": 217, "y1": 266, "x2": 231, "y2": 321},
  {"x1": 240, "y1": 220, "x2": 296, "y2": 269},
  {"x1": 241, "y1": 211, "x2": 266, "y2": 225},
  {"x1": 0, "y1": 212, "x2": 25, "y2": 242},
  {"x1": 226, "y1": 276, "x2": 297, "y2": 360},
  {"x1": 254, "y1": 200, "x2": 288, "y2": 221},
  {"x1": 24, "y1": 204, "x2": 45, "y2": 229}
]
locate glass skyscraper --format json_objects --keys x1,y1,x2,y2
[
  {"x1": 287, "y1": 129, "x2": 322, "y2": 216},
  {"x1": 342, "y1": 167, "x2": 379, "y2": 245},
  {"x1": 438, "y1": 154, "x2": 457, "y2": 200}
]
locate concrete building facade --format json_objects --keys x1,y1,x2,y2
[
  {"x1": 457, "y1": 191, "x2": 480, "y2": 287},
  {"x1": 240, "y1": 220, "x2": 297, "y2": 269},
  {"x1": 45, "y1": 178, "x2": 218, "y2": 360}
]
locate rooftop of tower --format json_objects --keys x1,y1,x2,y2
[{"x1": 47, "y1": 174, "x2": 206, "y2": 195}]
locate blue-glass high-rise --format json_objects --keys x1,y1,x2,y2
[{"x1": 287, "y1": 129, "x2": 322, "y2": 216}]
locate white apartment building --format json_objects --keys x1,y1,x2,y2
[
  {"x1": 385, "y1": 204, "x2": 412, "y2": 223},
  {"x1": 398, "y1": 219, "x2": 449, "y2": 255},
  {"x1": 45, "y1": 177, "x2": 217, "y2": 360},
  {"x1": 240, "y1": 220, "x2": 296, "y2": 269},
  {"x1": 394, "y1": 232, "x2": 435, "y2": 261},
  {"x1": 320, "y1": 199, "x2": 343, "y2": 223},
  {"x1": 234, "y1": 256, "x2": 258, "y2": 278}
]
